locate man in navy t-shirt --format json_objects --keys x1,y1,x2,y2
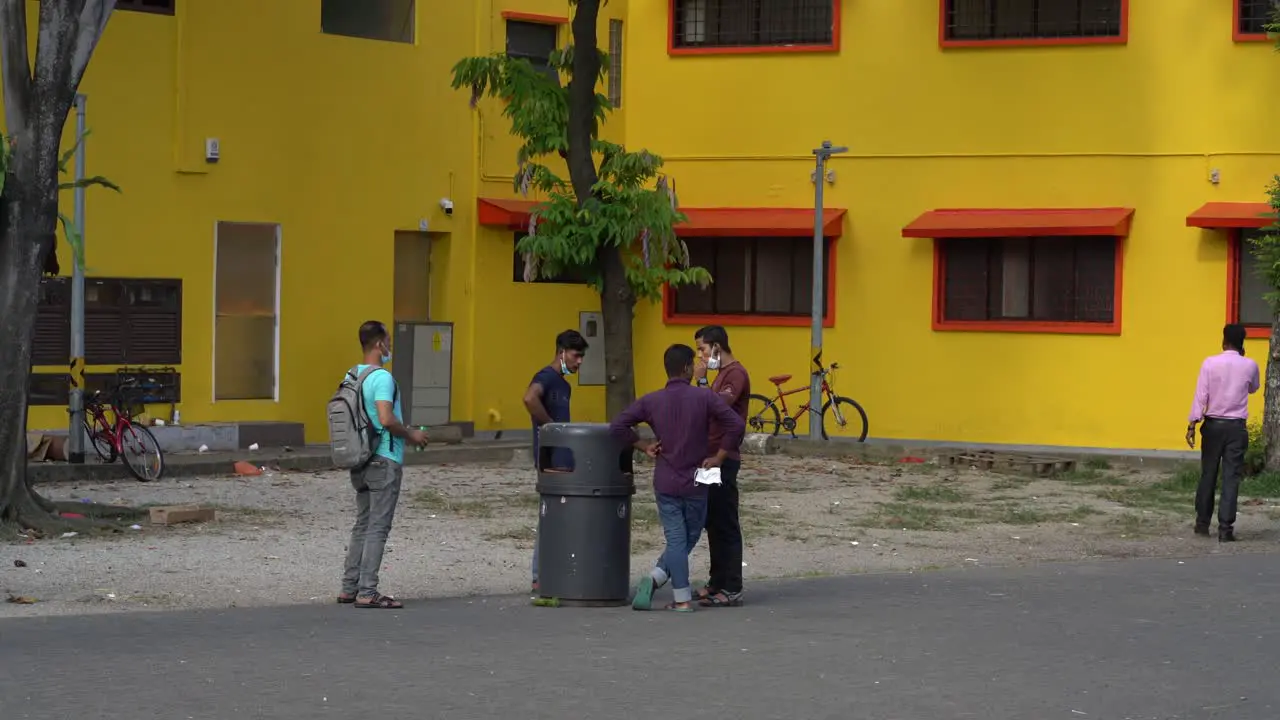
[{"x1": 522, "y1": 329, "x2": 589, "y2": 593}]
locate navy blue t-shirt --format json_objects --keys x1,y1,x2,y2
[{"x1": 531, "y1": 366, "x2": 574, "y2": 470}]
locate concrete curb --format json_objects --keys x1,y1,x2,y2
[
  {"x1": 744, "y1": 435, "x2": 1197, "y2": 470},
  {"x1": 28, "y1": 443, "x2": 532, "y2": 484}
]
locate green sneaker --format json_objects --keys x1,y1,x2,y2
[{"x1": 631, "y1": 577, "x2": 656, "y2": 611}]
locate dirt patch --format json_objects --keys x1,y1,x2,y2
[{"x1": 4, "y1": 455, "x2": 1279, "y2": 617}]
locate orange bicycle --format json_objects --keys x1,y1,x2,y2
[{"x1": 746, "y1": 355, "x2": 868, "y2": 441}]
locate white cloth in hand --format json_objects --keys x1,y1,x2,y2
[{"x1": 695, "y1": 467, "x2": 722, "y2": 486}]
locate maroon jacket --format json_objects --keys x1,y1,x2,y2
[{"x1": 708, "y1": 361, "x2": 750, "y2": 460}]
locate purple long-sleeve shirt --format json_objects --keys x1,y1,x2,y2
[{"x1": 610, "y1": 378, "x2": 747, "y2": 497}]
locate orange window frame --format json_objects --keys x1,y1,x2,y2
[
  {"x1": 937, "y1": 0, "x2": 1129, "y2": 49},
  {"x1": 1233, "y1": 0, "x2": 1272, "y2": 43},
  {"x1": 662, "y1": 239, "x2": 838, "y2": 328},
  {"x1": 1226, "y1": 230, "x2": 1271, "y2": 338},
  {"x1": 667, "y1": 0, "x2": 841, "y2": 56},
  {"x1": 930, "y1": 237, "x2": 1125, "y2": 335},
  {"x1": 500, "y1": 10, "x2": 568, "y2": 25}
]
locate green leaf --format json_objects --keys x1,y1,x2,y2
[
  {"x1": 59, "y1": 175, "x2": 122, "y2": 193},
  {"x1": 57, "y1": 211, "x2": 86, "y2": 272}
]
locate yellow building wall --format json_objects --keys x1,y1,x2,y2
[
  {"x1": 622, "y1": 0, "x2": 1280, "y2": 450},
  {"x1": 15, "y1": 0, "x2": 620, "y2": 441}
]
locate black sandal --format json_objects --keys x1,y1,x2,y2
[
  {"x1": 336, "y1": 593, "x2": 357, "y2": 604},
  {"x1": 354, "y1": 594, "x2": 403, "y2": 609},
  {"x1": 699, "y1": 591, "x2": 744, "y2": 608},
  {"x1": 694, "y1": 583, "x2": 717, "y2": 601}
]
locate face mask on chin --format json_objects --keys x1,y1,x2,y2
[
  {"x1": 559, "y1": 356, "x2": 574, "y2": 375},
  {"x1": 706, "y1": 348, "x2": 721, "y2": 370},
  {"x1": 380, "y1": 343, "x2": 392, "y2": 364}
]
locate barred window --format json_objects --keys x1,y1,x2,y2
[
  {"x1": 672, "y1": 0, "x2": 835, "y2": 50},
  {"x1": 1238, "y1": 0, "x2": 1280, "y2": 36},
  {"x1": 944, "y1": 0, "x2": 1123, "y2": 42},
  {"x1": 1236, "y1": 230, "x2": 1272, "y2": 327},
  {"x1": 940, "y1": 237, "x2": 1116, "y2": 324},
  {"x1": 507, "y1": 20, "x2": 560, "y2": 84},
  {"x1": 608, "y1": 19, "x2": 624, "y2": 108},
  {"x1": 673, "y1": 236, "x2": 831, "y2": 318}
]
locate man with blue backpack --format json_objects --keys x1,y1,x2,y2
[{"x1": 327, "y1": 321, "x2": 428, "y2": 609}]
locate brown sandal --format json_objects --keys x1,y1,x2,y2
[{"x1": 354, "y1": 594, "x2": 403, "y2": 609}]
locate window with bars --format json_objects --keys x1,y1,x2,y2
[
  {"x1": 943, "y1": 0, "x2": 1123, "y2": 42},
  {"x1": 608, "y1": 19, "x2": 624, "y2": 108},
  {"x1": 672, "y1": 0, "x2": 835, "y2": 50},
  {"x1": 511, "y1": 234, "x2": 591, "y2": 284},
  {"x1": 31, "y1": 277, "x2": 183, "y2": 366},
  {"x1": 1235, "y1": 229, "x2": 1273, "y2": 327},
  {"x1": 116, "y1": 0, "x2": 175, "y2": 15},
  {"x1": 673, "y1": 236, "x2": 831, "y2": 318},
  {"x1": 1238, "y1": 0, "x2": 1280, "y2": 36},
  {"x1": 507, "y1": 20, "x2": 560, "y2": 84},
  {"x1": 939, "y1": 237, "x2": 1116, "y2": 324},
  {"x1": 321, "y1": 0, "x2": 415, "y2": 43}
]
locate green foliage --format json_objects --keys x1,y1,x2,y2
[
  {"x1": 1242, "y1": 178, "x2": 1280, "y2": 314},
  {"x1": 0, "y1": 130, "x2": 119, "y2": 272},
  {"x1": 450, "y1": 47, "x2": 710, "y2": 299},
  {"x1": 1246, "y1": 421, "x2": 1267, "y2": 477}
]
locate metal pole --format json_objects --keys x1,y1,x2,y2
[
  {"x1": 809, "y1": 140, "x2": 847, "y2": 441},
  {"x1": 68, "y1": 94, "x2": 87, "y2": 464}
]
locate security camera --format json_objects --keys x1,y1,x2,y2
[{"x1": 440, "y1": 198, "x2": 454, "y2": 216}]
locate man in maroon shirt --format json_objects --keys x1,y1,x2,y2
[
  {"x1": 610, "y1": 344, "x2": 746, "y2": 612},
  {"x1": 692, "y1": 325, "x2": 750, "y2": 607}
]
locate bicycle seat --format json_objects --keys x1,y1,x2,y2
[{"x1": 768, "y1": 374, "x2": 792, "y2": 386}]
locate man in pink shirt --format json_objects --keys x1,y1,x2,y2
[{"x1": 1187, "y1": 324, "x2": 1260, "y2": 542}]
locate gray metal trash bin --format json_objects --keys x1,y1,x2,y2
[{"x1": 535, "y1": 422, "x2": 636, "y2": 605}]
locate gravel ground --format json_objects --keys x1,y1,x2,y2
[{"x1": 4, "y1": 454, "x2": 1279, "y2": 617}]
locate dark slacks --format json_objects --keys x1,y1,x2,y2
[
  {"x1": 704, "y1": 458, "x2": 744, "y2": 594},
  {"x1": 1197, "y1": 418, "x2": 1248, "y2": 530}
]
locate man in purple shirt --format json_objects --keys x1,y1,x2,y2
[
  {"x1": 1187, "y1": 324, "x2": 1260, "y2": 542},
  {"x1": 610, "y1": 344, "x2": 746, "y2": 612}
]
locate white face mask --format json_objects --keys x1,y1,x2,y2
[
  {"x1": 380, "y1": 342, "x2": 392, "y2": 364},
  {"x1": 706, "y1": 348, "x2": 721, "y2": 370}
]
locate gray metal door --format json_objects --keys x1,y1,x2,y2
[
  {"x1": 577, "y1": 311, "x2": 604, "y2": 386},
  {"x1": 391, "y1": 322, "x2": 452, "y2": 426}
]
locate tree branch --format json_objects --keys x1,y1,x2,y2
[
  {"x1": 0, "y1": 0, "x2": 33, "y2": 138},
  {"x1": 567, "y1": 0, "x2": 602, "y2": 206},
  {"x1": 68, "y1": 0, "x2": 116, "y2": 91}
]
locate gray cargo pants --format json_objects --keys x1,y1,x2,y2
[{"x1": 341, "y1": 458, "x2": 403, "y2": 597}]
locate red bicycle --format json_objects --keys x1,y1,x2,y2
[
  {"x1": 83, "y1": 380, "x2": 166, "y2": 481},
  {"x1": 746, "y1": 355, "x2": 869, "y2": 441}
]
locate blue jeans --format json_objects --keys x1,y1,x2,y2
[{"x1": 652, "y1": 493, "x2": 709, "y2": 603}]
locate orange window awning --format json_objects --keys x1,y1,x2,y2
[
  {"x1": 901, "y1": 207, "x2": 1135, "y2": 238},
  {"x1": 1185, "y1": 202, "x2": 1274, "y2": 229},
  {"x1": 478, "y1": 198, "x2": 847, "y2": 237}
]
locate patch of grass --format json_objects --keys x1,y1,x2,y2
[
  {"x1": 743, "y1": 475, "x2": 807, "y2": 493},
  {"x1": 1083, "y1": 456, "x2": 1112, "y2": 471},
  {"x1": 740, "y1": 506, "x2": 788, "y2": 535},
  {"x1": 631, "y1": 502, "x2": 659, "y2": 526},
  {"x1": 1246, "y1": 470, "x2": 1280, "y2": 499},
  {"x1": 893, "y1": 484, "x2": 969, "y2": 503},
  {"x1": 1055, "y1": 468, "x2": 1124, "y2": 487},
  {"x1": 206, "y1": 505, "x2": 285, "y2": 524},
  {"x1": 411, "y1": 489, "x2": 450, "y2": 512},
  {"x1": 856, "y1": 502, "x2": 949, "y2": 531},
  {"x1": 991, "y1": 476, "x2": 1032, "y2": 491},
  {"x1": 482, "y1": 525, "x2": 537, "y2": 542},
  {"x1": 1110, "y1": 512, "x2": 1166, "y2": 538},
  {"x1": 409, "y1": 490, "x2": 498, "y2": 518}
]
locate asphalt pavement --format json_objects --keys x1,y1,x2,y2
[{"x1": 2, "y1": 553, "x2": 1279, "y2": 719}]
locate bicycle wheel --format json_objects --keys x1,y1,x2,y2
[
  {"x1": 820, "y1": 396, "x2": 869, "y2": 442},
  {"x1": 746, "y1": 394, "x2": 782, "y2": 435},
  {"x1": 120, "y1": 423, "x2": 165, "y2": 481},
  {"x1": 84, "y1": 417, "x2": 117, "y2": 463}
]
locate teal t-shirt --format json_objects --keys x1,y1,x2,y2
[{"x1": 353, "y1": 364, "x2": 403, "y2": 464}]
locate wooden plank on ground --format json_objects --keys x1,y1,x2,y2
[{"x1": 149, "y1": 505, "x2": 217, "y2": 525}]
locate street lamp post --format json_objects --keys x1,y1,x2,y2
[{"x1": 809, "y1": 140, "x2": 847, "y2": 441}]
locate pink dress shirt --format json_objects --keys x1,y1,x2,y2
[{"x1": 1189, "y1": 350, "x2": 1260, "y2": 423}]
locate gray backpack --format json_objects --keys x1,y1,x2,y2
[{"x1": 327, "y1": 366, "x2": 393, "y2": 469}]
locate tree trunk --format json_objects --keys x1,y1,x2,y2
[
  {"x1": 0, "y1": 188, "x2": 57, "y2": 526},
  {"x1": 565, "y1": 0, "x2": 635, "y2": 417},
  {"x1": 599, "y1": 247, "x2": 636, "y2": 419},
  {"x1": 1263, "y1": 318, "x2": 1280, "y2": 471}
]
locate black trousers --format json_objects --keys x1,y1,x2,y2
[
  {"x1": 1197, "y1": 418, "x2": 1248, "y2": 530},
  {"x1": 705, "y1": 458, "x2": 744, "y2": 593}
]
